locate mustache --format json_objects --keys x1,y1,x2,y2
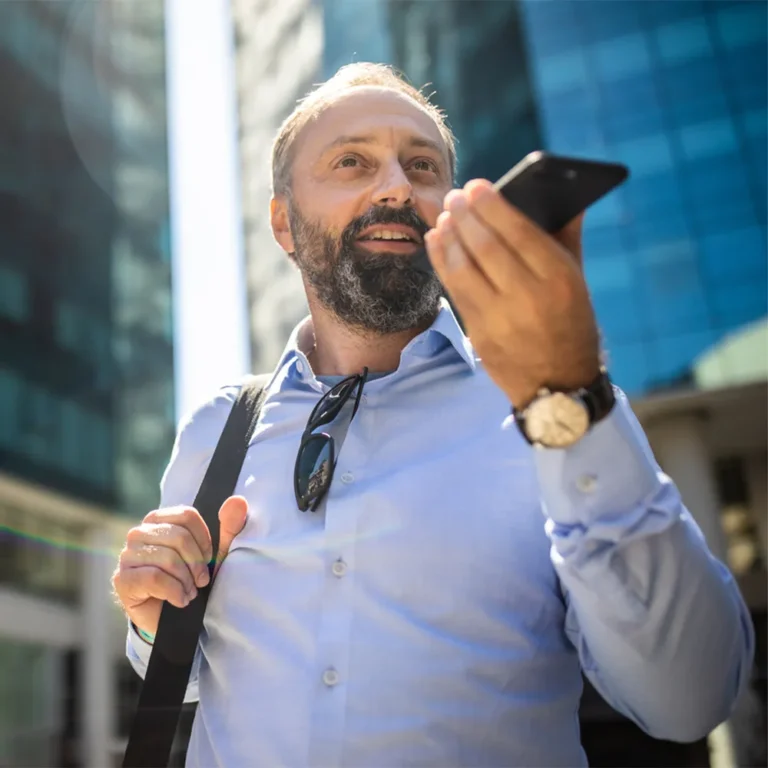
[{"x1": 341, "y1": 206, "x2": 430, "y2": 249}]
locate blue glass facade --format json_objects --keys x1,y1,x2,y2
[
  {"x1": 321, "y1": 0, "x2": 766, "y2": 397},
  {"x1": 521, "y1": 0, "x2": 767, "y2": 394},
  {"x1": 0, "y1": 2, "x2": 176, "y2": 517},
  {"x1": 322, "y1": 0, "x2": 543, "y2": 183}
]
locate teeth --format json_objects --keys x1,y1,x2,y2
[{"x1": 366, "y1": 230, "x2": 412, "y2": 241}]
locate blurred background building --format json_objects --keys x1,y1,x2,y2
[
  {"x1": 0, "y1": 1, "x2": 175, "y2": 765},
  {"x1": 234, "y1": 0, "x2": 767, "y2": 766}
]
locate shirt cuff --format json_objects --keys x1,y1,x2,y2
[{"x1": 515, "y1": 390, "x2": 662, "y2": 527}]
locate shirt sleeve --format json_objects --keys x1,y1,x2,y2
[
  {"x1": 528, "y1": 387, "x2": 755, "y2": 742},
  {"x1": 124, "y1": 384, "x2": 242, "y2": 703}
]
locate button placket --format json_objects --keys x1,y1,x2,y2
[
  {"x1": 322, "y1": 667, "x2": 339, "y2": 687},
  {"x1": 331, "y1": 558, "x2": 348, "y2": 578},
  {"x1": 307, "y1": 424, "x2": 363, "y2": 766},
  {"x1": 576, "y1": 474, "x2": 598, "y2": 493}
]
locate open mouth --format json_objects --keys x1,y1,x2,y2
[{"x1": 357, "y1": 226, "x2": 423, "y2": 246}]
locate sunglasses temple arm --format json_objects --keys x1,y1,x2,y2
[{"x1": 350, "y1": 368, "x2": 369, "y2": 420}]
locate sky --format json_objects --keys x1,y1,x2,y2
[{"x1": 166, "y1": 0, "x2": 251, "y2": 423}]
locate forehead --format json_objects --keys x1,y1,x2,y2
[{"x1": 295, "y1": 87, "x2": 448, "y2": 160}]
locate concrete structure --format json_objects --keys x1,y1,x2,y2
[
  {"x1": 0, "y1": 473, "x2": 133, "y2": 766},
  {"x1": 232, "y1": 0, "x2": 322, "y2": 375}
]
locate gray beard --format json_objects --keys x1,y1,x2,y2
[{"x1": 288, "y1": 205, "x2": 443, "y2": 335}]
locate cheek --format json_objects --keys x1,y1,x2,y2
[
  {"x1": 300, "y1": 189, "x2": 369, "y2": 235},
  {"x1": 417, "y1": 192, "x2": 448, "y2": 228}
]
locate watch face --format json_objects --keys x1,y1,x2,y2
[{"x1": 525, "y1": 392, "x2": 590, "y2": 448}]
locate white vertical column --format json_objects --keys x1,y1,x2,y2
[
  {"x1": 646, "y1": 411, "x2": 728, "y2": 561},
  {"x1": 165, "y1": 0, "x2": 251, "y2": 422},
  {"x1": 81, "y1": 526, "x2": 114, "y2": 768},
  {"x1": 744, "y1": 452, "x2": 767, "y2": 566}
]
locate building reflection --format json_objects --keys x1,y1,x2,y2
[{"x1": 0, "y1": 1, "x2": 175, "y2": 764}]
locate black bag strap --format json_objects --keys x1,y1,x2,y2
[{"x1": 123, "y1": 374, "x2": 272, "y2": 768}]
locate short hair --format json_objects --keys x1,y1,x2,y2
[{"x1": 271, "y1": 62, "x2": 457, "y2": 197}]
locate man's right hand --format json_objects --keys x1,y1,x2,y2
[{"x1": 112, "y1": 496, "x2": 249, "y2": 638}]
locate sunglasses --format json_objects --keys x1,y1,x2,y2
[{"x1": 294, "y1": 368, "x2": 369, "y2": 512}]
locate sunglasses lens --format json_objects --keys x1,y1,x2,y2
[{"x1": 297, "y1": 435, "x2": 333, "y2": 507}]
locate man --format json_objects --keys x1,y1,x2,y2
[{"x1": 113, "y1": 63, "x2": 754, "y2": 767}]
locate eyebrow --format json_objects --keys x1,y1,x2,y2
[{"x1": 322, "y1": 134, "x2": 446, "y2": 158}]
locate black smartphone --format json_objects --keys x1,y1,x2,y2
[
  {"x1": 411, "y1": 151, "x2": 628, "y2": 276},
  {"x1": 493, "y1": 151, "x2": 629, "y2": 233}
]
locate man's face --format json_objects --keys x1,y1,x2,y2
[{"x1": 274, "y1": 88, "x2": 453, "y2": 335}]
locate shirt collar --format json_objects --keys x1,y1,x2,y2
[{"x1": 273, "y1": 298, "x2": 477, "y2": 383}]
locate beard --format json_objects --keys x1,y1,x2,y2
[{"x1": 287, "y1": 202, "x2": 443, "y2": 335}]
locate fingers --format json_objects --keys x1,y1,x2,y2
[
  {"x1": 144, "y1": 506, "x2": 213, "y2": 564},
  {"x1": 125, "y1": 515, "x2": 211, "y2": 590},
  {"x1": 113, "y1": 564, "x2": 191, "y2": 610},
  {"x1": 555, "y1": 212, "x2": 585, "y2": 267},
  {"x1": 425, "y1": 213, "x2": 495, "y2": 324},
  {"x1": 442, "y1": 188, "x2": 535, "y2": 291},
  {"x1": 215, "y1": 496, "x2": 249, "y2": 575},
  {"x1": 461, "y1": 180, "x2": 566, "y2": 279},
  {"x1": 119, "y1": 543, "x2": 200, "y2": 601}
]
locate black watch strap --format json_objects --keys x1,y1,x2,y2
[
  {"x1": 513, "y1": 370, "x2": 616, "y2": 444},
  {"x1": 580, "y1": 369, "x2": 616, "y2": 425}
]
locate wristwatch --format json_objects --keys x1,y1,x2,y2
[{"x1": 513, "y1": 368, "x2": 615, "y2": 449}]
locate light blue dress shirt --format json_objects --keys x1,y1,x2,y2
[{"x1": 127, "y1": 300, "x2": 753, "y2": 767}]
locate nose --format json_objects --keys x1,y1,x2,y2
[{"x1": 373, "y1": 160, "x2": 413, "y2": 208}]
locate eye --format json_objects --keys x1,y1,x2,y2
[
  {"x1": 336, "y1": 154, "x2": 364, "y2": 169},
  {"x1": 410, "y1": 158, "x2": 439, "y2": 173}
]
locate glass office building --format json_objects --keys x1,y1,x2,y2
[
  {"x1": 521, "y1": 0, "x2": 767, "y2": 395},
  {"x1": 321, "y1": 0, "x2": 766, "y2": 398},
  {"x1": 323, "y1": 0, "x2": 542, "y2": 184},
  {"x1": 0, "y1": 1, "x2": 176, "y2": 519},
  {"x1": 0, "y1": 2, "x2": 175, "y2": 765}
]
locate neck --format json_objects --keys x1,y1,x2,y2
[{"x1": 302, "y1": 297, "x2": 436, "y2": 377}]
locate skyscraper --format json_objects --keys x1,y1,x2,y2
[
  {"x1": 0, "y1": 2, "x2": 175, "y2": 764},
  {"x1": 521, "y1": 0, "x2": 767, "y2": 396}
]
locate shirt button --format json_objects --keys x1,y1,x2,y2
[
  {"x1": 340, "y1": 472, "x2": 354, "y2": 484},
  {"x1": 322, "y1": 668, "x2": 339, "y2": 687},
  {"x1": 296, "y1": 360, "x2": 305, "y2": 374},
  {"x1": 576, "y1": 474, "x2": 598, "y2": 493},
  {"x1": 331, "y1": 559, "x2": 348, "y2": 578}
]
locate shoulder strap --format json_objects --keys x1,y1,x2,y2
[{"x1": 122, "y1": 374, "x2": 272, "y2": 768}]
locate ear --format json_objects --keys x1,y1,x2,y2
[{"x1": 270, "y1": 196, "x2": 295, "y2": 255}]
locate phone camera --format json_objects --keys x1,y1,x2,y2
[{"x1": 564, "y1": 169, "x2": 578, "y2": 181}]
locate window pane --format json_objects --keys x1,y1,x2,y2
[
  {"x1": 612, "y1": 133, "x2": 675, "y2": 177},
  {"x1": 592, "y1": 32, "x2": 651, "y2": 81},
  {"x1": 677, "y1": 118, "x2": 739, "y2": 161},
  {"x1": 0, "y1": 264, "x2": 28, "y2": 322},
  {"x1": 656, "y1": 17, "x2": 713, "y2": 63},
  {"x1": 714, "y1": 2, "x2": 768, "y2": 49},
  {"x1": 699, "y1": 227, "x2": 767, "y2": 283},
  {"x1": 584, "y1": 254, "x2": 634, "y2": 293},
  {"x1": 536, "y1": 49, "x2": 589, "y2": 93},
  {"x1": 711, "y1": 281, "x2": 768, "y2": 329},
  {"x1": 0, "y1": 369, "x2": 20, "y2": 448}
]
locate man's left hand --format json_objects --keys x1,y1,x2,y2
[{"x1": 424, "y1": 179, "x2": 601, "y2": 409}]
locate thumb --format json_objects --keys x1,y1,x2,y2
[
  {"x1": 214, "y1": 495, "x2": 249, "y2": 574},
  {"x1": 555, "y1": 212, "x2": 584, "y2": 268}
]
